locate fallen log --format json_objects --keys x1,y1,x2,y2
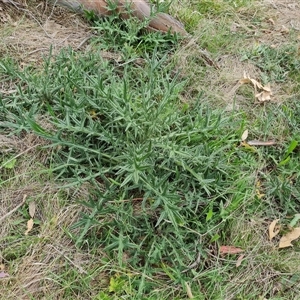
[{"x1": 50, "y1": 0, "x2": 189, "y2": 36}]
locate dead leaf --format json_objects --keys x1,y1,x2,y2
[
  {"x1": 236, "y1": 254, "x2": 245, "y2": 267},
  {"x1": 279, "y1": 227, "x2": 300, "y2": 248},
  {"x1": 241, "y1": 129, "x2": 248, "y2": 141},
  {"x1": 0, "y1": 271, "x2": 9, "y2": 278},
  {"x1": 29, "y1": 201, "x2": 36, "y2": 219},
  {"x1": 239, "y1": 72, "x2": 272, "y2": 101},
  {"x1": 220, "y1": 246, "x2": 243, "y2": 254},
  {"x1": 25, "y1": 218, "x2": 34, "y2": 235},
  {"x1": 250, "y1": 78, "x2": 263, "y2": 90},
  {"x1": 269, "y1": 219, "x2": 280, "y2": 241},
  {"x1": 255, "y1": 90, "x2": 272, "y2": 102},
  {"x1": 262, "y1": 83, "x2": 271, "y2": 92}
]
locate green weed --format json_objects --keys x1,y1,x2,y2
[{"x1": 1, "y1": 1, "x2": 300, "y2": 299}]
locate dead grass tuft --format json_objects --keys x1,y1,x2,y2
[
  {"x1": 0, "y1": 132, "x2": 107, "y2": 299},
  {"x1": 221, "y1": 216, "x2": 300, "y2": 299},
  {"x1": 175, "y1": 0, "x2": 300, "y2": 106},
  {"x1": 175, "y1": 42, "x2": 263, "y2": 107},
  {"x1": 263, "y1": 0, "x2": 300, "y2": 42},
  {"x1": 2, "y1": 204, "x2": 105, "y2": 299},
  {"x1": 0, "y1": 0, "x2": 91, "y2": 66}
]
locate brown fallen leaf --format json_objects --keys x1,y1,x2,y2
[
  {"x1": 29, "y1": 201, "x2": 36, "y2": 219},
  {"x1": 262, "y1": 83, "x2": 271, "y2": 92},
  {"x1": 269, "y1": 219, "x2": 280, "y2": 241},
  {"x1": 239, "y1": 72, "x2": 263, "y2": 90},
  {"x1": 239, "y1": 72, "x2": 272, "y2": 102},
  {"x1": 236, "y1": 254, "x2": 245, "y2": 267},
  {"x1": 279, "y1": 227, "x2": 300, "y2": 248},
  {"x1": 25, "y1": 218, "x2": 34, "y2": 236},
  {"x1": 241, "y1": 129, "x2": 249, "y2": 142},
  {"x1": 255, "y1": 90, "x2": 272, "y2": 102},
  {"x1": 220, "y1": 246, "x2": 243, "y2": 254}
]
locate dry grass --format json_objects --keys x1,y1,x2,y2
[
  {"x1": 0, "y1": 0, "x2": 91, "y2": 65},
  {"x1": 221, "y1": 217, "x2": 300, "y2": 299},
  {"x1": 174, "y1": 0, "x2": 300, "y2": 107},
  {"x1": 0, "y1": 133, "x2": 109, "y2": 299},
  {"x1": 0, "y1": 116, "x2": 105, "y2": 298}
]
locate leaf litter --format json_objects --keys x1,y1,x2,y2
[
  {"x1": 279, "y1": 228, "x2": 300, "y2": 249},
  {"x1": 269, "y1": 218, "x2": 300, "y2": 248},
  {"x1": 236, "y1": 254, "x2": 245, "y2": 267},
  {"x1": 239, "y1": 72, "x2": 273, "y2": 102},
  {"x1": 29, "y1": 201, "x2": 36, "y2": 219},
  {"x1": 269, "y1": 219, "x2": 280, "y2": 241},
  {"x1": 24, "y1": 218, "x2": 34, "y2": 235}
]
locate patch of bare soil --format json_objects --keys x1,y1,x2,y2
[{"x1": 0, "y1": 0, "x2": 92, "y2": 65}]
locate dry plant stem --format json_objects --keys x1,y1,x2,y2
[
  {"x1": 247, "y1": 140, "x2": 277, "y2": 146},
  {"x1": 0, "y1": 194, "x2": 27, "y2": 223},
  {"x1": 186, "y1": 38, "x2": 219, "y2": 69},
  {"x1": 185, "y1": 281, "x2": 194, "y2": 299},
  {"x1": 6, "y1": 4, "x2": 55, "y2": 38},
  {"x1": 76, "y1": 35, "x2": 94, "y2": 49}
]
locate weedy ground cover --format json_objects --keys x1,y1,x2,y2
[{"x1": 0, "y1": 0, "x2": 300, "y2": 299}]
